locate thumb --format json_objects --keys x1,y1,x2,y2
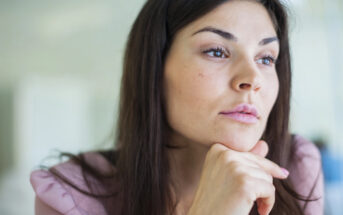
[{"x1": 249, "y1": 140, "x2": 269, "y2": 158}]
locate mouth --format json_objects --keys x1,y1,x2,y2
[{"x1": 219, "y1": 103, "x2": 259, "y2": 124}]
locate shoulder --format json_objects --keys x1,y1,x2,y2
[
  {"x1": 288, "y1": 134, "x2": 324, "y2": 214},
  {"x1": 291, "y1": 135, "x2": 321, "y2": 161},
  {"x1": 30, "y1": 151, "x2": 120, "y2": 215},
  {"x1": 289, "y1": 135, "x2": 323, "y2": 184}
]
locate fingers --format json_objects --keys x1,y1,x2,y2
[
  {"x1": 206, "y1": 142, "x2": 278, "y2": 215},
  {"x1": 238, "y1": 166, "x2": 273, "y2": 183},
  {"x1": 245, "y1": 154, "x2": 289, "y2": 179},
  {"x1": 210, "y1": 142, "x2": 289, "y2": 179},
  {"x1": 235, "y1": 166, "x2": 275, "y2": 214},
  {"x1": 257, "y1": 197, "x2": 274, "y2": 215},
  {"x1": 253, "y1": 179, "x2": 276, "y2": 215}
]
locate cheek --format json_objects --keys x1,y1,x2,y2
[
  {"x1": 163, "y1": 57, "x2": 224, "y2": 142},
  {"x1": 262, "y1": 73, "x2": 279, "y2": 116},
  {"x1": 165, "y1": 56, "x2": 222, "y2": 111},
  {"x1": 270, "y1": 74, "x2": 280, "y2": 104}
]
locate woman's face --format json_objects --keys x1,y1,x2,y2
[{"x1": 163, "y1": 0, "x2": 280, "y2": 151}]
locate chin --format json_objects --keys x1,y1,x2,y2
[{"x1": 214, "y1": 133, "x2": 260, "y2": 152}]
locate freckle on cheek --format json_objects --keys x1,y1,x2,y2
[{"x1": 198, "y1": 73, "x2": 204, "y2": 78}]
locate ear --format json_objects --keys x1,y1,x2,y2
[{"x1": 249, "y1": 140, "x2": 269, "y2": 158}]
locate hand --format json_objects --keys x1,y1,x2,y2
[{"x1": 187, "y1": 140, "x2": 289, "y2": 215}]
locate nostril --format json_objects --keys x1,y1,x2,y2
[{"x1": 239, "y1": 83, "x2": 251, "y2": 89}]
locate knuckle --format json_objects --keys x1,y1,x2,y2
[
  {"x1": 239, "y1": 181, "x2": 255, "y2": 201},
  {"x1": 206, "y1": 144, "x2": 221, "y2": 159},
  {"x1": 210, "y1": 143, "x2": 226, "y2": 152},
  {"x1": 208, "y1": 143, "x2": 225, "y2": 157},
  {"x1": 221, "y1": 150, "x2": 236, "y2": 162},
  {"x1": 236, "y1": 173, "x2": 251, "y2": 189},
  {"x1": 227, "y1": 161, "x2": 241, "y2": 172},
  {"x1": 217, "y1": 150, "x2": 229, "y2": 162}
]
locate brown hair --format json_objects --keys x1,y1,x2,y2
[{"x1": 50, "y1": 0, "x2": 320, "y2": 214}]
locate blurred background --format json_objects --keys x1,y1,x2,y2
[{"x1": 0, "y1": 0, "x2": 342, "y2": 214}]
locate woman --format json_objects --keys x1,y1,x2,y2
[{"x1": 30, "y1": 0, "x2": 324, "y2": 214}]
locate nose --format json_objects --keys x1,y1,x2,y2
[{"x1": 231, "y1": 61, "x2": 262, "y2": 92}]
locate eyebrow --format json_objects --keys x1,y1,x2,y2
[
  {"x1": 259, "y1": 37, "x2": 279, "y2": 45},
  {"x1": 192, "y1": 26, "x2": 279, "y2": 46}
]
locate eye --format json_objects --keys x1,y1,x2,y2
[
  {"x1": 257, "y1": 55, "x2": 277, "y2": 66},
  {"x1": 203, "y1": 47, "x2": 229, "y2": 59}
]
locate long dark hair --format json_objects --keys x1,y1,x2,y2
[{"x1": 50, "y1": 0, "x2": 319, "y2": 214}]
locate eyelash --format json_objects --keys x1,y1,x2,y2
[
  {"x1": 202, "y1": 47, "x2": 277, "y2": 66},
  {"x1": 203, "y1": 47, "x2": 229, "y2": 58}
]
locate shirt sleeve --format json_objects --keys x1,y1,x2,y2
[
  {"x1": 289, "y1": 135, "x2": 325, "y2": 215},
  {"x1": 30, "y1": 170, "x2": 83, "y2": 215},
  {"x1": 35, "y1": 196, "x2": 63, "y2": 215},
  {"x1": 30, "y1": 152, "x2": 115, "y2": 215}
]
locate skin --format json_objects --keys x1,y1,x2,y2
[{"x1": 163, "y1": 1, "x2": 287, "y2": 215}]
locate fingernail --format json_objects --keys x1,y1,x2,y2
[{"x1": 281, "y1": 168, "x2": 289, "y2": 177}]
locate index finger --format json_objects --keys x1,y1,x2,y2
[{"x1": 245, "y1": 153, "x2": 289, "y2": 179}]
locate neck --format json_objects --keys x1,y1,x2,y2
[{"x1": 166, "y1": 131, "x2": 210, "y2": 214}]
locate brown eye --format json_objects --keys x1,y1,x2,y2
[{"x1": 203, "y1": 47, "x2": 229, "y2": 58}]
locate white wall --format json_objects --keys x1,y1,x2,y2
[{"x1": 0, "y1": 1, "x2": 145, "y2": 214}]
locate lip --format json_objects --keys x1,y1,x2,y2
[{"x1": 219, "y1": 103, "x2": 259, "y2": 124}]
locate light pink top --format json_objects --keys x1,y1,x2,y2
[{"x1": 30, "y1": 135, "x2": 324, "y2": 215}]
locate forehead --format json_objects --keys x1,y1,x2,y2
[{"x1": 179, "y1": 0, "x2": 277, "y2": 43}]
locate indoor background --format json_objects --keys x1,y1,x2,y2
[{"x1": 0, "y1": 0, "x2": 342, "y2": 214}]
